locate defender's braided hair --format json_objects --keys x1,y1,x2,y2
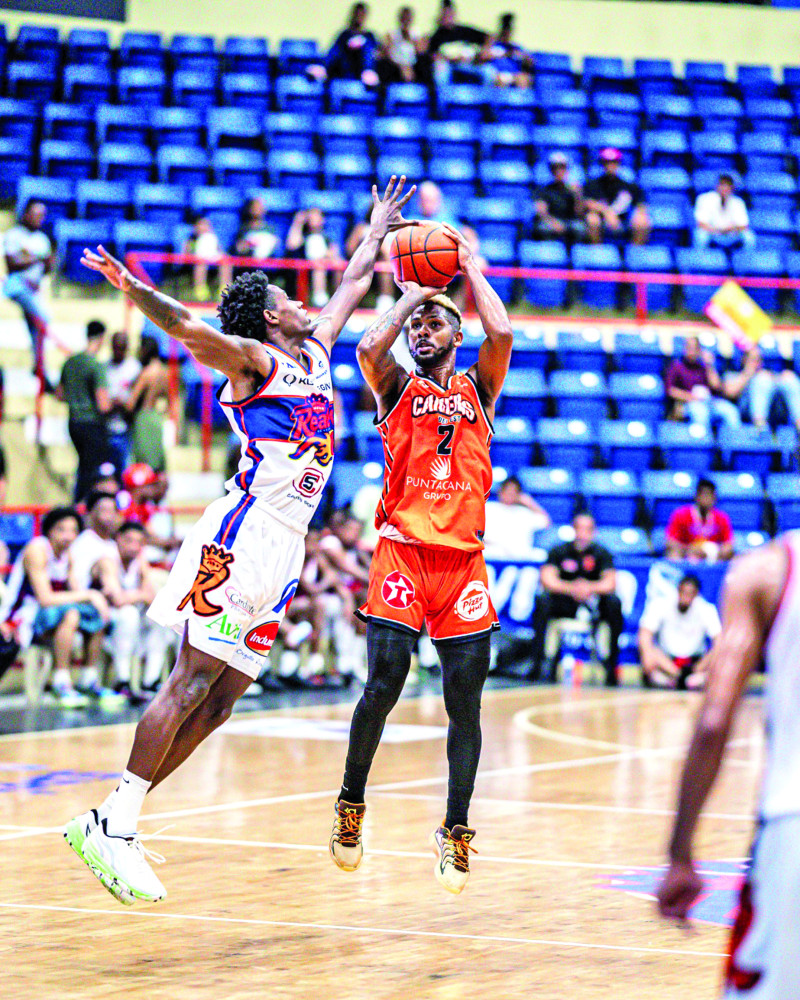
[{"x1": 217, "y1": 271, "x2": 278, "y2": 341}]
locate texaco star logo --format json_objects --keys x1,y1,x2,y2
[{"x1": 381, "y1": 571, "x2": 416, "y2": 609}]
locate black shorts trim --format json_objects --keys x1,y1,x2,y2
[
  {"x1": 354, "y1": 609, "x2": 421, "y2": 638},
  {"x1": 432, "y1": 621, "x2": 501, "y2": 646}
]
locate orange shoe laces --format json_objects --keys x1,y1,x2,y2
[
  {"x1": 337, "y1": 807, "x2": 364, "y2": 848},
  {"x1": 442, "y1": 832, "x2": 478, "y2": 873}
]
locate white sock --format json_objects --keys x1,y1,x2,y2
[
  {"x1": 78, "y1": 667, "x2": 100, "y2": 689},
  {"x1": 106, "y1": 769, "x2": 151, "y2": 836},
  {"x1": 97, "y1": 787, "x2": 117, "y2": 819},
  {"x1": 52, "y1": 668, "x2": 73, "y2": 689}
]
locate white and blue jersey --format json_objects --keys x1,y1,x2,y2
[{"x1": 147, "y1": 335, "x2": 334, "y2": 679}]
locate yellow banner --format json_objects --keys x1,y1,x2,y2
[{"x1": 704, "y1": 279, "x2": 773, "y2": 349}]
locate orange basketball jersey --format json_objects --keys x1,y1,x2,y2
[{"x1": 374, "y1": 372, "x2": 493, "y2": 551}]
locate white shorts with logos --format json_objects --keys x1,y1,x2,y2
[
  {"x1": 724, "y1": 815, "x2": 800, "y2": 999},
  {"x1": 147, "y1": 490, "x2": 305, "y2": 680}
]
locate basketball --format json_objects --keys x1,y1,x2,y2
[{"x1": 389, "y1": 222, "x2": 459, "y2": 288}]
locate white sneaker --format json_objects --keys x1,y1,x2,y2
[
  {"x1": 431, "y1": 824, "x2": 477, "y2": 895},
  {"x1": 64, "y1": 809, "x2": 135, "y2": 905},
  {"x1": 329, "y1": 800, "x2": 366, "y2": 872},
  {"x1": 81, "y1": 819, "x2": 167, "y2": 903}
]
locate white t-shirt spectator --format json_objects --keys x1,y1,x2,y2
[
  {"x1": 640, "y1": 591, "x2": 721, "y2": 660},
  {"x1": 483, "y1": 502, "x2": 550, "y2": 558},
  {"x1": 106, "y1": 357, "x2": 141, "y2": 436},
  {"x1": 694, "y1": 191, "x2": 749, "y2": 232},
  {"x1": 70, "y1": 529, "x2": 117, "y2": 590},
  {"x1": 4, "y1": 225, "x2": 52, "y2": 288}
]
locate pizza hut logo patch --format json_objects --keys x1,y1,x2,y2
[
  {"x1": 244, "y1": 620, "x2": 281, "y2": 654},
  {"x1": 582, "y1": 555, "x2": 596, "y2": 573},
  {"x1": 381, "y1": 571, "x2": 415, "y2": 610},
  {"x1": 454, "y1": 581, "x2": 490, "y2": 622}
]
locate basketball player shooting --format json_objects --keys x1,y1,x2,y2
[
  {"x1": 329, "y1": 223, "x2": 513, "y2": 894},
  {"x1": 657, "y1": 539, "x2": 797, "y2": 998},
  {"x1": 64, "y1": 176, "x2": 416, "y2": 906}
]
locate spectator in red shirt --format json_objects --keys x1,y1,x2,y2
[
  {"x1": 664, "y1": 335, "x2": 740, "y2": 431},
  {"x1": 665, "y1": 478, "x2": 734, "y2": 563}
]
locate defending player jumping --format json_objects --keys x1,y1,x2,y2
[
  {"x1": 657, "y1": 537, "x2": 799, "y2": 998},
  {"x1": 329, "y1": 223, "x2": 513, "y2": 894},
  {"x1": 64, "y1": 176, "x2": 416, "y2": 905}
]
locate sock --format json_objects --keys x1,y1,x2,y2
[
  {"x1": 339, "y1": 763, "x2": 369, "y2": 805},
  {"x1": 52, "y1": 668, "x2": 73, "y2": 690},
  {"x1": 106, "y1": 769, "x2": 151, "y2": 836},
  {"x1": 78, "y1": 666, "x2": 100, "y2": 689},
  {"x1": 97, "y1": 787, "x2": 118, "y2": 819}
]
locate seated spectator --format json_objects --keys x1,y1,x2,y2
[
  {"x1": 0, "y1": 506, "x2": 109, "y2": 707},
  {"x1": 665, "y1": 334, "x2": 741, "y2": 430},
  {"x1": 3, "y1": 199, "x2": 53, "y2": 380},
  {"x1": 422, "y1": 0, "x2": 488, "y2": 87},
  {"x1": 127, "y1": 335, "x2": 169, "y2": 474},
  {"x1": 665, "y1": 478, "x2": 734, "y2": 563},
  {"x1": 377, "y1": 5, "x2": 423, "y2": 83},
  {"x1": 638, "y1": 573, "x2": 720, "y2": 690},
  {"x1": 476, "y1": 13, "x2": 533, "y2": 88},
  {"x1": 285, "y1": 208, "x2": 345, "y2": 308},
  {"x1": 319, "y1": 509, "x2": 370, "y2": 680},
  {"x1": 183, "y1": 215, "x2": 232, "y2": 301},
  {"x1": 98, "y1": 520, "x2": 172, "y2": 699},
  {"x1": 720, "y1": 345, "x2": 800, "y2": 432},
  {"x1": 533, "y1": 152, "x2": 586, "y2": 244},
  {"x1": 69, "y1": 490, "x2": 119, "y2": 597},
  {"x1": 311, "y1": 2, "x2": 379, "y2": 87},
  {"x1": 483, "y1": 475, "x2": 551, "y2": 559},
  {"x1": 106, "y1": 331, "x2": 141, "y2": 474},
  {"x1": 584, "y1": 148, "x2": 650, "y2": 246},
  {"x1": 530, "y1": 512, "x2": 624, "y2": 686},
  {"x1": 693, "y1": 173, "x2": 755, "y2": 250},
  {"x1": 234, "y1": 197, "x2": 279, "y2": 263},
  {"x1": 119, "y1": 463, "x2": 181, "y2": 555}
]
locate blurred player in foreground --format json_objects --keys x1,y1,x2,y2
[
  {"x1": 657, "y1": 538, "x2": 796, "y2": 997},
  {"x1": 329, "y1": 224, "x2": 512, "y2": 894},
  {"x1": 64, "y1": 176, "x2": 415, "y2": 906}
]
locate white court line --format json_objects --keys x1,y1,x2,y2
[{"x1": 0, "y1": 902, "x2": 726, "y2": 959}]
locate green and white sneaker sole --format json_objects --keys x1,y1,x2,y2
[
  {"x1": 80, "y1": 838, "x2": 164, "y2": 905},
  {"x1": 64, "y1": 815, "x2": 135, "y2": 906}
]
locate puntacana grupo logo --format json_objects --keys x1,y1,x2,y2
[
  {"x1": 381, "y1": 571, "x2": 416, "y2": 610},
  {"x1": 454, "y1": 581, "x2": 490, "y2": 622},
  {"x1": 430, "y1": 456, "x2": 451, "y2": 481}
]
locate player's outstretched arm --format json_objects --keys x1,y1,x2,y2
[
  {"x1": 657, "y1": 544, "x2": 786, "y2": 923},
  {"x1": 441, "y1": 224, "x2": 513, "y2": 415},
  {"x1": 80, "y1": 246, "x2": 269, "y2": 382},
  {"x1": 313, "y1": 175, "x2": 416, "y2": 350},
  {"x1": 356, "y1": 282, "x2": 439, "y2": 416}
]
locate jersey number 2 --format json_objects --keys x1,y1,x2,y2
[{"x1": 437, "y1": 424, "x2": 455, "y2": 456}]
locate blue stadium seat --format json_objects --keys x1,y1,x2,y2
[
  {"x1": 737, "y1": 65, "x2": 777, "y2": 98},
  {"x1": 63, "y1": 65, "x2": 112, "y2": 105},
  {"x1": 643, "y1": 94, "x2": 694, "y2": 133},
  {"x1": 39, "y1": 140, "x2": 93, "y2": 182},
  {"x1": 265, "y1": 112, "x2": 316, "y2": 152},
  {"x1": 0, "y1": 98, "x2": 37, "y2": 144},
  {"x1": 518, "y1": 240, "x2": 568, "y2": 309},
  {"x1": 768, "y1": 473, "x2": 800, "y2": 530},
  {"x1": 583, "y1": 56, "x2": 626, "y2": 87},
  {"x1": 491, "y1": 87, "x2": 538, "y2": 126},
  {"x1": 0, "y1": 512, "x2": 35, "y2": 560},
  {"x1": 119, "y1": 32, "x2": 164, "y2": 69},
  {"x1": 149, "y1": 106, "x2": 204, "y2": 148},
  {"x1": 541, "y1": 89, "x2": 588, "y2": 129},
  {"x1": 464, "y1": 198, "x2": 519, "y2": 242},
  {"x1": 438, "y1": 84, "x2": 493, "y2": 124},
  {"x1": 430, "y1": 157, "x2": 477, "y2": 200},
  {"x1": 330, "y1": 461, "x2": 383, "y2": 508},
  {"x1": 656, "y1": 422, "x2": 715, "y2": 473},
  {"x1": 133, "y1": 183, "x2": 188, "y2": 226},
  {"x1": 56, "y1": 219, "x2": 112, "y2": 282},
  {"x1": 15, "y1": 25, "x2": 59, "y2": 64},
  {"x1": 298, "y1": 188, "x2": 353, "y2": 235},
  {"x1": 641, "y1": 129, "x2": 690, "y2": 168},
  {"x1": 531, "y1": 124, "x2": 585, "y2": 163},
  {"x1": 372, "y1": 117, "x2": 424, "y2": 160},
  {"x1": 695, "y1": 96, "x2": 744, "y2": 133},
  {"x1": 491, "y1": 417, "x2": 536, "y2": 471},
  {"x1": 220, "y1": 72, "x2": 270, "y2": 112},
  {"x1": 76, "y1": 180, "x2": 131, "y2": 221},
  {"x1": 599, "y1": 420, "x2": 656, "y2": 471},
  {"x1": 537, "y1": 418, "x2": 596, "y2": 471},
  {"x1": 384, "y1": 82, "x2": 429, "y2": 119},
  {"x1": 479, "y1": 237, "x2": 516, "y2": 301},
  {"x1": 0, "y1": 139, "x2": 32, "y2": 198},
  {"x1": 223, "y1": 36, "x2": 269, "y2": 75},
  {"x1": 749, "y1": 209, "x2": 794, "y2": 251},
  {"x1": 550, "y1": 370, "x2": 608, "y2": 425},
  {"x1": 98, "y1": 142, "x2": 153, "y2": 184},
  {"x1": 624, "y1": 245, "x2": 674, "y2": 312},
  {"x1": 425, "y1": 120, "x2": 479, "y2": 161},
  {"x1": 375, "y1": 154, "x2": 425, "y2": 188},
  {"x1": 579, "y1": 470, "x2": 639, "y2": 527},
  {"x1": 642, "y1": 470, "x2": 696, "y2": 527},
  {"x1": 675, "y1": 247, "x2": 728, "y2": 313},
  {"x1": 518, "y1": 467, "x2": 577, "y2": 524},
  {"x1": 265, "y1": 149, "x2": 321, "y2": 190},
  {"x1": 330, "y1": 361, "x2": 363, "y2": 415},
  {"x1": 740, "y1": 132, "x2": 789, "y2": 174},
  {"x1": 317, "y1": 114, "x2": 371, "y2": 156},
  {"x1": 352, "y1": 412, "x2": 384, "y2": 463},
  {"x1": 594, "y1": 527, "x2": 651, "y2": 556},
  {"x1": 685, "y1": 61, "x2": 730, "y2": 98},
  {"x1": 96, "y1": 105, "x2": 148, "y2": 146},
  {"x1": 277, "y1": 38, "x2": 319, "y2": 76},
  {"x1": 212, "y1": 148, "x2": 266, "y2": 189},
  {"x1": 478, "y1": 161, "x2": 533, "y2": 200},
  {"x1": 323, "y1": 152, "x2": 373, "y2": 194},
  {"x1": 719, "y1": 425, "x2": 780, "y2": 476},
  {"x1": 533, "y1": 51, "x2": 573, "y2": 75},
  {"x1": 117, "y1": 67, "x2": 167, "y2": 107},
  {"x1": 156, "y1": 145, "x2": 209, "y2": 187},
  {"x1": 479, "y1": 123, "x2": 531, "y2": 163},
  {"x1": 498, "y1": 368, "x2": 547, "y2": 419},
  {"x1": 43, "y1": 103, "x2": 93, "y2": 144},
  {"x1": 190, "y1": 185, "x2": 241, "y2": 220},
  {"x1": 730, "y1": 248, "x2": 785, "y2": 313},
  {"x1": 786, "y1": 251, "x2": 800, "y2": 313},
  {"x1": 113, "y1": 220, "x2": 173, "y2": 283},
  {"x1": 172, "y1": 70, "x2": 217, "y2": 110},
  {"x1": 746, "y1": 172, "x2": 797, "y2": 212},
  {"x1": 245, "y1": 187, "x2": 298, "y2": 240},
  {"x1": 571, "y1": 244, "x2": 622, "y2": 309},
  {"x1": 593, "y1": 92, "x2": 642, "y2": 130},
  {"x1": 554, "y1": 330, "x2": 608, "y2": 373},
  {"x1": 612, "y1": 332, "x2": 666, "y2": 376},
  {"x1": 7, "y1": 61, "x2": 57, "y2": 102},
  {"x1": 587, "y1": 127, "x2": 638, "y2": 163},
  {"x1": 690, "y1": 132, "x2": 739, "y2": 171},
  {"x1": 647, "y1": 204, "x2": 687, "y2": 250},
  {"x1": 692, "y1": 168, "x2": 744, "y2": 200},
  {"x1": 329, "y1": 79, "x2": 378, "y2": 117},
  {"x1": 745, "y1": 98, "x2": 794, "y2": 136},
  {"x1": 170, "y1": 34, "x2": 218, "y2": 75},
  {"x1": 66, "y1": 28, "x2": 110, "y2": 66},
  {"x1": 275, "y1": 75, "x2": 324, "y2": 115},
  {"x1": 635, "y1": 58, "x2": 675, "y2": 85},
  {"x1": 609, "y1": 372, "x2": 665, "y2": 423},
  {"x1": 639, "y1": 166, "x2": 692, "y2": 206},
  {"x1": 712, "y1": 472, "x2": 765, "y2": 531},
  {"x1": 206, "y1": 107, "x2": 262, "y2": 150}
]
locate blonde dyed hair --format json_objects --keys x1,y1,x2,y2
[{"x1": 421, "y1": 293, "x2": 462, "y2": 331}]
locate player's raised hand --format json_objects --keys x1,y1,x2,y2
[
  {"x1": 370, "y1": 175, "x2": 418, "y2": 238},
  {"x1": 440, "y1": 223, "x2": 474, "y2": 272},
  {"x1": 80, "y1": 245, "x2": 135, "y2": 293},
  {"x1": 656, "y1": 859, "x2": 703, "y2": 924},
  {"x1": 394, "y1": 279, "x2": 443, "y2": 303}
]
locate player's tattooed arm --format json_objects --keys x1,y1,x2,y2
[
  {"x1": 441, "y1": 224, "x2": 513, "y2": 416},
  {"x1": 80, "y1": 246, "x2": 270, "y2": 382},
  {"x1": 313, "y1": 175, "x2": 417, "y2": 350}
]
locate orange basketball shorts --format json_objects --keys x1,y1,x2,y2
[{"x1": 356, "y1": 537, "x2": 500, "y2": 643}]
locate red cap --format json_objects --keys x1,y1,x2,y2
[
  {"x1": 599, "y1": 147, "x2": 623, "y2": 162},
  {"x1": 122, "y1": 463, "x2": 157, "y2": 489}
]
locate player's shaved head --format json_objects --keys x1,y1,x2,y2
[{"x1": 218, "y1": 271, "x2": 280, "y2": 341}]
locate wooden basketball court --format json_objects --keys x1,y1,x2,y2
[{"x1": 1, "y1": 684, "x2": 762, "y2": 999}]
